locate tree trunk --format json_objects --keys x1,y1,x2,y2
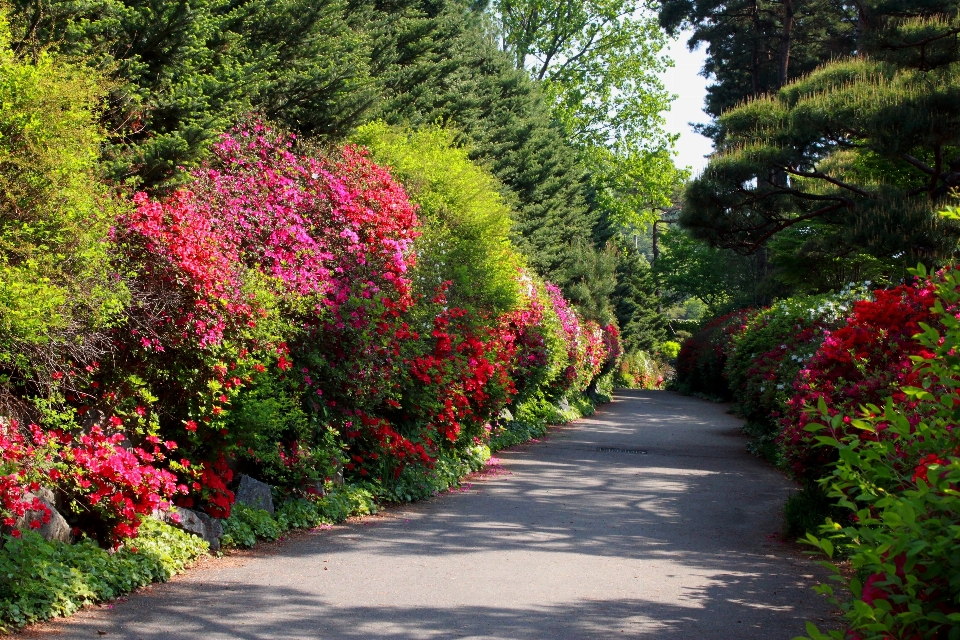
[{"x1": 777, "y1": 0, "x2": 795, "y2": 88}]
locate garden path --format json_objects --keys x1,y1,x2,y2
[{"x1": 32, "y1": 390, "x2": 836, "y2": 639}]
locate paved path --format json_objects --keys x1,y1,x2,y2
[{"x1": 35, "y1": 390, "x2": 835, "y2": 639}]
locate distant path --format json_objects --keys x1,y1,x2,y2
[{"x1": 33, "y1": 390, "x2": 836, "y2": 639}]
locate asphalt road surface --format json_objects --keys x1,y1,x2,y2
[{"x1": 32, "y1": 390, "x2": 835, "y2": 639}]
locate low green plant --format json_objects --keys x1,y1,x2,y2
[
  {"x1": 221, "y1": 503, "x2": 282, "y2": 548},
  {"x1": 782, "y1": 485, "x2": 842, "y2": 539},
  {"x1": 0, "y1": 518, "x2": 206, "y2": 632},
  {"x1": 378, "y1": 444, "x2": 489, "y2": 503},
  {"x1": 316, "y1": 485, "x2": 377, "y2": 522}
]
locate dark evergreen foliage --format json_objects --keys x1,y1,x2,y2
[
  {"x1": 675, "y1": 2, "x2": 960, "y2": 276},
  {"x1": 9, "y1": 0, "x2": 373, "y2": 189},
  {"x1": 370, "y1": 1, "x2": 603, "y2": 298},
  {"x1": 613, "y1": 251, "x2": 666, "y2": 353},
  {"x1": 658, "y1": 0, "x2": 857, "y2": 128}
]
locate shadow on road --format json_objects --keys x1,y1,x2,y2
[{"x1": 39, "y1": 391, "x2": 836, "y2": 639}]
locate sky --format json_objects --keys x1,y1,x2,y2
[{"x1": 658, "y1": 32, "x2": 714, "y2": 177}]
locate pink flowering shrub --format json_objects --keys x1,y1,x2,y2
[
  {"x1": 3, "y1": 122, "x2": 615, "y2": 544},
  {"x1": 0, "y1": 423, "x2": 51, "y2": 539},
  {"x1": 544, "y1": 283, "x2": 611, "y2": 395}
]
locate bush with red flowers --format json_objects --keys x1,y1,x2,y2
[
  {"x1": 722, "y1": 288, "x2": 870, "y2": 461},
  {"x1": 800, "y1": 266, "x2": 960, "y2": 640},
  {"x1": 672, "y1": 308, "x2": 755, "y2": 400},
  {"x1": 780, "y1": 282, "x2": 939, "y2": 482}
]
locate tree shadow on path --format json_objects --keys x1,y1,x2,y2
[{"x1": 35, "y1": 391, "x2": 838, "y2": 640}]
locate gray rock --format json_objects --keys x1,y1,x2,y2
[
  {"x1": 155, "y1": 506, "x2": 206, "y2": 537},
  {"x1": 235, "y1": 475, "x2": 274, "y2": 514},
  {"x1": 558, "y1": 397, "x2": 571, "y2": 412},
  {"x1": 195, "y1": 512, "x2": 223, "y2": 552},
  {"x1": 332, "y1": 463, "x2": 345, "y2": 487},
  {"x1": 16, "y1": 490, "x2": 72, "y2": 543},
  {"x1": 153, "y1": 506, "x2": 222, "y2": 552}
]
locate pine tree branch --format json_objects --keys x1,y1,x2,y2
[
  {"x1": 741, "y1": 202, "x2": 847, "y2": 253},
  {"x1": 782, "y1": 167, "x2": 874, "y2": 198},
  {"x1": 899, "y1": 153, "x2": 936, "y2": 175}
]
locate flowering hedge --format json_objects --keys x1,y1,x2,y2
[
  {"x1": 721, "y1": 288, "x2": 869, "y2": 461},
  {"x1": 674, "y1": 269, "x2": 960, "y2": 637},
  {"x1": 0, "y1": 122, "x2": 619, "y2": 550},
  {"x1": 780, "y1": 283, "x2": 938, "y2": 481},
  {"x1": 801, "y1": 266, "x2": 960, "y2": 640},
  {"x1": 672, "y1": 309, "x2": 754, "y2": 399}
]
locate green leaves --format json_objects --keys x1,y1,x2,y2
[
  {"x1": 797, "y1": 270, "x2": 960, "y2": 639},
  {"x1": 0, "y1": 519, "x2": 206, "y2": 631},
  {"x1": 352, "y1": 122, "x2": 523, "y2": 320},
  {"x1": 488, "y1": 0, "x2": 681, "y2": 229}
]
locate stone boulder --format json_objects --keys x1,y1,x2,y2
[
  {"x1": 15, "y1": 488, "x2": 72, "y2": 543},
  {"x1": 234, "y1": 475, "x2": 274, "y2": 514},
  {"x1": 195, "y1": 511, "x2": 223, "y2": 552},
  {"x1": 154, "y1": 506, "x2": 223, "y2": 552}
]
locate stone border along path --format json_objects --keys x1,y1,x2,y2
[{"x1": 27, "y1": 390, "x2": 838, "y2": 639}]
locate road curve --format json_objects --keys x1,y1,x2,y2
[{"x1": 32, "y1": 390, "x2": 836, "y2": 639}]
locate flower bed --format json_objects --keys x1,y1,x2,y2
[{"x1": 0, "y1": 123, "x2": 618, "y2": 558}]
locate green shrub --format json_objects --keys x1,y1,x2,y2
[
  {"x1": 0, "y1": 12, "x2": 125, "y2": 385},
  {"x1": 800, "y1": 265, "x2": 960, "y2": 640},
  {"x1": 489, "y1": 419, "x2": 548, "y2": 451},
  {"x1": 226, "y1": 367, "x2": 337, "y2": 489},
  {"x1": 352, "y1": 122, "x2": 523, "y2": 321},
  {"x1": 0, "y1": 519, "x2": 206, "y2": 632},
  {"x1": 221, "y1": 503, "x2": 282, "y2": 548},
  {"x1": 614, "y1": 350, "x2": 667, "y2": 389},
  {"x1": 379, "y1": 444, "x2": 489, "y2": 503},
  {"x1": 724, "y1": 287, "x2": 867, "y2": 434},
  {"x1": 658, "y1": 341, "x2": 681, "y2": 360},
  {"x1": 782, "y1": 485, "x2": 842, "y2": 539}
]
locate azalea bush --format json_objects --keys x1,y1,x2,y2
[
  {"x1": 780, "y1": 282, "x2": 938, "y2": 483},
  {"x1": 801, "y1": 265, "x2": 960, "y2": 640},
  {"x1": 724, "y1": 288, "x2": 869, "y2": 461},
  {"x1": 672, "y1": 309, "x2": 754, "y2": 399},
  {"x1": 0, "y1": 117, "x2": 619, "y2": 554},
  {"x1": 615, "y1": 350, "x2": 668, "y2": 389}
]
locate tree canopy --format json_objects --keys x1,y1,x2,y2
[{"x1": 677, "y1": 2, "x2": 960, "y2": 276}]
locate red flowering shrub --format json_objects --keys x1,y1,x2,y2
[
  {"x1": 1, "y1": 419, "x2": 184, "y2": 546},
  {"x1": 0, "y1": 423, "x2": 51, "y2": 539},
  {"x1": 673, "y1": 309, "x2": 755, "y2": 400},
  {"x1": 721, "y1": 289, "x2": 869, "y2": 461},
  {"x1": 801, "y1": 267, "x2": 960, "y2": 640},
  {"x1": 781, "y1": 282, "x2": 939, "y2": 481}
]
